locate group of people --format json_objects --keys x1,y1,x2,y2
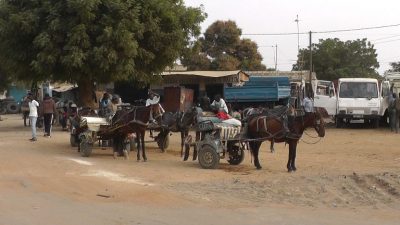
[
  {"x1": 388, "y1": 92, "x2": 400, "y2": 133},
  {"x1": 26, "y1": 93, "x2": 57, "y2": 141}
]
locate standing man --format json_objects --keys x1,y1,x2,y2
[
  {"x1": 303, "y1": 95, "x2": 314, "y2": 113},
  {"x1": 28, "y1": 93, "x2": 39, "y2": 141},
  {"x1": 42, "y1": 93, "x2": 57, "y2": 137}
]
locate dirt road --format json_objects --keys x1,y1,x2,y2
[{"x1": 0, "y1": 114, "x2": 399, "y2": 225}]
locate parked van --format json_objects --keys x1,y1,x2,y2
[{"x1": 313, "y1": 78, "x2": 390, "y2": 128}]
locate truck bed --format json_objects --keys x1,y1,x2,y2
[{"x1": 224, "y1": 76, "x2": 290, "y2": 102}]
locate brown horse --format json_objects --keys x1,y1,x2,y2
[
  {"x1": 159, "y1": 106, "x2": 199, "y2": 158},
  {"x1": 107, "y1": 104, "x2": 163, "y2": 161},
  {"x1": 247, "y1": 107, "x2": 326, "y2": 172}
]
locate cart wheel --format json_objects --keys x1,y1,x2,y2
[
  {"x1": 157, "y1": 132, "x2": 169, "y2": 152},
  {"x1": 198, "y1": 145, "x2": 220, "y2": 169},
  {"x1": 227, "y1": 142, "x2": 245, "y2": 165},
  {"x1": 70, "y1": 134, "x2": 78, "y2": 147},
  {"x1": 80, "y1": 140, "x2": 92, "y2": 157}
]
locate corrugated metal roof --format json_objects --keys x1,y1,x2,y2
[
  {"x1": 245, "y1": 70, "x2": 317, "y2": 81},
  {"x1": 161, "y1": 70, "x2": 243, "y2": 78}
]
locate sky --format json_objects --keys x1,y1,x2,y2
[{"x1": 184, "y1": 0, "x2": 400, "y2": 75}]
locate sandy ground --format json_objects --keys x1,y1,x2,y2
[{"x1": 0, "y1": 114, "x2": 399, "y2": 225}]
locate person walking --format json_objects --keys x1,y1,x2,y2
[
  {"x1": 27, "y1": 93, "x2": 39, "y2": 141},
  {"x1": 42, "y1": 93, "x2": 57, "y2": 137}
]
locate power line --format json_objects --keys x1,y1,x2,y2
[
  {"x1": 314, "y1": 23, "x2": 400, "y2": 34},
  {"x1": 243, "y1": 23, "x2": 400, "y2": 36},
  {"x1": 373, "y1": 38, "x2": 400, "y2": 45},
  {"x1": 371, "y1": 34, "x2": 400, "y2": 41}
]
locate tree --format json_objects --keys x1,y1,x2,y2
[
  {"x1": 181, "y1": 20, "x2": 266, "y2": 71},
  {"x1": 293, "y1": 38, "x2": 379, "y2": 80},
  {"x1": 0, "y1": 0, "x2": 205, "y2": 106},
  {"x1": 387, "y1": 62, "x2": 400, "y2": 72}
]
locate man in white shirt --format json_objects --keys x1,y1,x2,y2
[
  {"x1": 146, "y1": 90, "x2": 165, "y2": 124},
  {"x1": 28, "y1": 94, "x2": 39, "y2": 141},
  {"x1": 210, "y1": 94, "x2": 228, "y2": 114},
  {"x1": 303, "y1": 96, "x2": 314, "y2": 113}
]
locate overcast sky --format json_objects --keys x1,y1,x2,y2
[{"x1": 184, "y1": 0, "x2": 400, "y2": 75}]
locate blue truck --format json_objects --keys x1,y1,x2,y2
[{"x1": 224, "y1": 76, "x2": 291, "y2": 109}]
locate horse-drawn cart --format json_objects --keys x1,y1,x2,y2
[
  {"x1": 75, "y1": 116, "x2": 120, "y2": 157},
  {"x1": 184, "y1": 119, "x2": 245, "y2": 169}
]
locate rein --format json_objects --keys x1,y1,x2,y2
[{"x1": 300, "y1": 136, "x2": 322, "y2": 144}]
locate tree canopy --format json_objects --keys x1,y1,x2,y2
[
  {"x1": 181, "y1": 20, "x2": 266, "y2": 71},
  {"x1": 387, "y1": 62, "x2": 400, "y2": 73},
  {"x1": 293, "y1": 38, "x2": 379, "y2": 81},
  {"x1": 0, "y1": 0, "x2": 205, "y2": 105}
]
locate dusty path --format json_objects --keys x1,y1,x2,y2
[{"x1": 0, "y1": 114, "x2": 399, "y2": 225}]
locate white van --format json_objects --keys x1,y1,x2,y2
[{"x1": 313, "y1": 78, "x2": 390, "y2": 128}]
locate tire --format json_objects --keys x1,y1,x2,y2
[
  {"x1": 80, "y1": 140, "x2": 92, "y2": 157},
  {"x1": 335, "y1": 117, "x2": 343, "y2": 128},
  {"x1": 6, "y1": 102, "x2": 19, "y2": 114},
  {"x1": 198, "y1": 145, "x2": 220, "y2": 169},
  {"x1": 70, "y1": 134, "x2": 78, "y2": 147},
  {"x1": 227, "y1": 142, "x2": 245, "y2": 165},
  {"x1": 373, "y1": 118, "x2": 379, "y2": 129}
]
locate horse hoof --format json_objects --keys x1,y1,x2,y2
[
  {"x1": 113, "y1": 152, "x2": 118, "y2": 159},
  {"x1": 143, "y1": 159, "x2": 147, "y2": 162},
  {"x1": 256, "y1": 166, "x2": 262, "y2": 170}
]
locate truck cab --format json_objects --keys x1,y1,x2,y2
[{"x1": 313, "y1": 78, "x2": 390, "y2": 128}]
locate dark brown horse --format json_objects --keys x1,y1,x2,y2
[
  {"x1": 106, "y1": 104, "x2": 163, "y2": 161},
  {"x1": 247, "y1": 107, "x2": 326, "y2": 172},
  {"x1": 159, "y1": 106, "x2": 199, "y2": 158}
]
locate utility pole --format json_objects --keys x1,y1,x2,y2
[
  {"x1": 295, "y1": 15, "x2": 300, "y2": 54},
  {"x1": 275, "y1": 44, "x2": 278, "y2": 71},
  {"x1": 309, "y1": 31, "x2": 313, "y2": 98}
]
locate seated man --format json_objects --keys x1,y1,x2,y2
[
  {"x1": 210, "y1": 94, "x2": 228, "y2": 114},
  {"x1": 146, "y1": 90, "x2": 165, "y2": 124}
]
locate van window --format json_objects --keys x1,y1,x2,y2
[
  {"x1": 316, "y1": 81, "x2": 334, "y2": 96},
  {"x1": 339, "y1": 82, "x2": 378, "y2": 98}
]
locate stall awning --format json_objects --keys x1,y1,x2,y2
[
  {"x1": 160, "y1": 70, "x2": 249, "y2": 84},
  {"x1": 51, "y1": 83, "x2": 76, "y2": 92}
]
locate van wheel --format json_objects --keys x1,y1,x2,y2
[
  {"x1": 335, "y1": 117, "x2": 343, "y2": 128},
  {"x1": 373, "y1": 118, "x2": 379, "y2": 128}
]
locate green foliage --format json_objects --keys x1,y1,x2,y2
[
  {"x1": 0, "y1": 0, "x2": 205, "y2": 91},
  {"x1": 293, "y1": 38, "x2": 379, "y2": 80},
  {"x1": 181, "y1": 20, "x2": 266, "y2": 71},
  {"x1": 387, "y1": 62, "x2": 400, "y2": 72}
]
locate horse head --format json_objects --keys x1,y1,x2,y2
[
  {"x1": 178, "y1": 106, "x2": 199, "y2": 130},
  {"x1": 312, "y1": 107, "x2": 326, "y2": 137}
]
